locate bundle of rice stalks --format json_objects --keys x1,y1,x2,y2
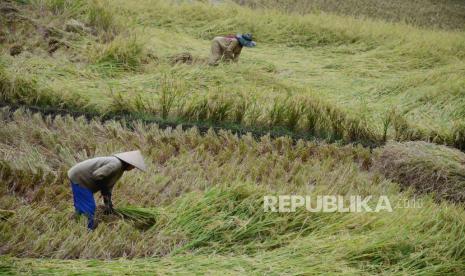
[
  {"x1": 91, "y1": 205, "x2": 160, "y2": 229},
  {"x1": 374, "y1": 141, "x2": 465, "y2": 203},
  {"x1": 114, "y1": 206, "x2": 160, "y2": 229}
]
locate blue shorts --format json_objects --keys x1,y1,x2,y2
[{"x1": 71, "y1": 182, "x2": 96, "y2": 230}]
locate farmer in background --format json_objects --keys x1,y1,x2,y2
[
  {"x1": 68, "y1": 150, "x2": 146, "y2": 230},
  {"x1": 208, "y1": 33, "x2": 256, "y2": 66}
]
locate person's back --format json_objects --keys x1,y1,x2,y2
[{"x1": 68, "y1": 156, "x2": 123, "y2": 193}]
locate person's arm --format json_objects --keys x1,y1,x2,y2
[
  {"x1": 92, "y1": 163, "x2": 119, "y2": 213},
  {"x1": 232, "y1": 46, "x2": 242, "y2": 63},
  {"x1": 102, "y1": 191, "x2": 113, "y2": 214}
]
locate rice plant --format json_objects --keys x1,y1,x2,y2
[
  {"x1": 90, "y1": 34, "x2": 146, "y2": 71},
  {"x1": 2, "y1": 0, "x2": 465, "y2": 273},
  {"x1": 233, "y1": 0, "x2": 465, "y2": 30},
  {"x1": 87, "y1": 0, "x2": 118, "y2": 38},
  {"x1": 3, "y1": 0, "x2": 465, "y2": 148},
  {"x1": 0, "y1": 108, "x2": 464, "y2": 274}
]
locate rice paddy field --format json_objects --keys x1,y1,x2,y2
[{"x1": 1, "y1": 0, "x2": 465, "y2": 275}]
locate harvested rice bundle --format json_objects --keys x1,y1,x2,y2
[
  {"x1": 115, "y1": 206, "x2": 160, "y2": 229},
  {"x1": 92, "y1": 205, "x2": 159, "y2": 229},
  {"x1": 374, "y1": 141, "x2": 465, "y2": 203}
]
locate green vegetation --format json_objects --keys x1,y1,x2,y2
[
  {"x1": 2, "y1": 0, "x2": 465, "y2": 148},
  {"x1": 90, "y1": 34, "x2": 148, "y2": 71},
  {"x1": 1, "y1": 108, "x2": 465, "y2": 274},
  {"x1": 1, "y1": 0, "x2": 465, "y2": 274},
  {"x1": 30, "y1": 0, "x2": 119, "y2": 36}
]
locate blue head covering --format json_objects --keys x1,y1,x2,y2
[{"x1": 236, "y1": 33, "x2": 256, "y2": 47}]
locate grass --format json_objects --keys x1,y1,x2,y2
[{"x1": 0, "y1": 108, "x2": 465, "y2": 274}]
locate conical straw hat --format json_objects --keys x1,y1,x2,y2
[{"x1": 114, "y1": 150, "x2": 147, "y2": 172}]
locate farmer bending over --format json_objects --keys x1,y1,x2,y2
[
  {"x1": 209, "y1": 33, "x2": 256, "y2": 66},
  {"x1": 68, "y1": 150, "x2": 146, "y2": 230}
]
